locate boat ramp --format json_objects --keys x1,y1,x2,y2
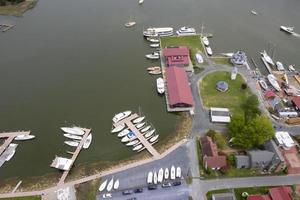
[{"x1": 113, "y1": 113, "x2": 160, "y2": 158}]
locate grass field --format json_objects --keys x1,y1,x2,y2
[
  {"x1": 0, "y1": 196, "x2": 41, "y2": 200},
  {"x1": 200, "y1": 71, "x2": 252, "y2": 116},
  {"x1": 211, "y1": 57, "x2": 233, "y2": 66},
  {"x1": 0, "y1": 0, "x2": 37, "y2": 16}
]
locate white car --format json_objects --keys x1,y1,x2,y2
[{"x1": 103, "y1": 193, "x2": 112, "y2": 199}]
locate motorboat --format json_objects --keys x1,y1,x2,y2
[
  {"x1": 258, "y1": 79, "x2": 268, "y2": 90},
  {"x1": 144, "y1": 129, "x2": 155, "y2": 138},
  {"x1": 176, "y1": 26, "x2": 196, "y2": 36},
  {"x1": 206, "y1": 46, "x2": 212, "y2": 56},
  {"x1": 288, "y1": 65, "x2": 295, "y2": 71},
  {"x1": 149, "y1": 134, "x2": 159, "y2": 143},
  {"x1": 125, "y1": 21, "x2": 136, "y2": 27},
  {"x1": 145, "y1": 52, "x2": 160, "y2": 60},
  {"x1": 250, "y1": 10, "x2": 258, "y2": 15},
  {"x1": 143, "y1": 27, "x2": 173, "y2": 37},
  {"x1": 260, "y1": 50, "x2": 274, "y2": 66},
  {"x1": 138, "y1": 0, "x2": 144, "y2": 4},
  {"x1": 141, "y1": 125, "x2": 151, "y2": 133},
  {"x1": 106, "y1": 177, "x2": 114, "y2": 192},
  {"x1": 61, "y1": 127, "x2": 85, "y2": 136},
  {"x1": 150, "y1": 43, "x2": 160, "y2": 48},
  {"x1": 176, "y1": 167, "x2": 181, "y2": 178},
  {"x1": 133, "y1": 144, "x2": 143, "y2": 151},
  {"x1": 147, "y1": 171, "x2": 153, "y2": 184},
  {"x1": 126, "y1": 139, "x2": 139, "y2": 146},
  {"x1": 202, "y1": 37, "x2": 209, "y2": 46},
  {"x1": 156, "y1": 77, "x2": 165, "y2": 94},
  {"x1": 195, "y1": 53, "x2": 203, "y2": 64},
  {"x1": 122, "y1": 132, "x2": 136, "y2": 143},
  {"x1": 99, "y1": 180, "x2": 108, "y2": 192},
  {"x1": 117, "y1": 129, "x2": 130, "y2": 137},
  {"x1": 276, "y1": 61, "x2": 285, "y2": 71},
  {"x1": 148, "y1": 70, "x2": 161, "y2": 75},
  {"x1": 164, "y1": 168, "x2": 169, "y2": 180},
  {"x1": 121, "y1": 136, "x2": 130, "y2": 143},
  {"x1": 64, "y1": 141, "x2": 79, "y2": 147},
  {"x1": 222, "y1": 53, "x2": 234, "y2": 57},
  {"x1": 133, "y1": 116, "x2": 145, "y2": 124},
  {"x1": 14, "y1": 134, "x2": 35, "y2": 141},
  {"x1": 135, "y1": 122, "x2": 145, "y2": 129},
  {"x1": 158, "y1": 168, "x2": 164, "y2": 183},
  {"x1": 5, "y1": 144, "x2": 17, "y2": 161},
  {"x1": 170, "y1": 165, "x2": 176, "y2": 180},
  {"x1": 83, "y1": 134, "x2": 92, "y2": 149},
  {"x1": 267, "y1": 74, "x2": 281, "y2": 91},
  {"x1": 147, "y1": 66, "x2": 160, "y2": 71},
  {"x1": 111, "y1": 124, "x2": 125, "y2": 133},
  {"x1": 231, "y1": 67, "x2": 238, "y2": 80},
  {"x1": 153, "y1": 171, "x2": 158, "y2": 184},
  {"x1": 112, "y1": 111, "x2": 131, "y2": 123},
  {"x1": 280, "y1": 26, "x2": 294, "y2": 34},
  {"x1": 113, "y1": 179, "x2": 119, "y2": 190},
  {"x1": 64, "y1": 134, "x2": 82, "y2": 140},
  {"x1": 147, "y1": 38, "x2": 160, "y2": 43}
]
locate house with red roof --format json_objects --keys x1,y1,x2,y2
[
  {"x1": 163, "y1": 46, "x2": 190, "y2": 67},
  {"x1": 200, "y1": 136, "x2": 227, "y2": 170},
  {"x1": 247, "y1": 186, "x2": 293, "y2": 200},
  {"x1": 292, "y1": 96, "x2": 300, "y2": 111},
  {"x1": 165, "y1": 66, "x2": 194, "y2": 110}
]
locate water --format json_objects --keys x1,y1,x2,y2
[{"x1": 0, "y1": 0, "x2": 299, "y2": 180}]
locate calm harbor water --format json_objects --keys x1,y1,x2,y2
[{"x1": 0, "y1": 0, "x2": 299, "y2": 180}]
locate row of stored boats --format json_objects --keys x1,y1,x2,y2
[
  {"x1": 60, "y1": 127, "x2": 92, "y2": 149},
  {"x1": 99, "y1": 177, "x2": 120, "y2": 193},
  {"x1": 147, "y1": 165, "x2": 181, "y2": 184}
]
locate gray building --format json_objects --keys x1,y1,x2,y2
[
  {"x1": 248, "y1": 150, "x2": 274, "y2": 169},
  {"x1": 263, "y1": 139, "x2": 286, "y2": 172},
  {"x1": 212, "y1": 192, "x2": 236, "y2": 200},
  {"x1": 235, "y1": 155, "x2": 250, "y2": 169}
]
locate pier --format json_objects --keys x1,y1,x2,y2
[
  {"x1": 0, "y1": 24, "x2": 15, "y2": 32},
  {"x1": 261, "y1": 57, "x2": 273, "y2": 74},
  {"x1": 0, "y1": 131, "x2": 30, "y2": 156},
  {"x1": 113, "y1": 114, "x2": 160, "y2": 158}
]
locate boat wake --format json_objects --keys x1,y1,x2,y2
[{"x1": 292, "y1": 32, "x2": 300, "y2": 38}]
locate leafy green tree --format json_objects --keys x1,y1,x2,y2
[
  {"x1": 228, "y1": 115, "x2": 245, "y2": 138},
  {"x1": 242, "y1": 94, "x2": 261, "y2": 121}
]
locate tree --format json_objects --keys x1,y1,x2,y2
[
  {"x1": 228, "y1": 115, "x2": 245, "y2": 138},
  {"x1": 242, "y1": 94, "x2": 261, "y2": 121}
]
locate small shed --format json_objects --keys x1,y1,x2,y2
[{"x1": 216, "y1": 81, "x2": 229, "y2": 92}]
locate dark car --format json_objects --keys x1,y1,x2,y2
[
  {"x1": 122, "y1": 190, "x2": 133, "y2": 195},
  {"x1": 161, "y1": 182, "x2": 172, "y2": 188},
  {"x1": 148, "y1": 185, "x2": 157, "y2": 190},
  {"x1": 134, "y1": 188, "x2": 143, "y2": 193},
  {"x1": 172, "y1": 181, "x2": 181, "y2": 186}
]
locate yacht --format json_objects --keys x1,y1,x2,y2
[
  {"x1": 147, "y1": 171, "x2": 153, "y2": 184},
  {"x1": 126, "y1": 139, "x2": 139, "y2": 146},
  {"x1": 133, "y1": 116, "x2": 145, "y2": 124},
  {"x1": 63, "y1": 134, "x2": 82, "y2": 140},
  {"x1": 141, "y1": 125, "x2": 151, "y2": 133},
  {"x1": 133, "y1": 144, "x2": 143, "y2": 151},
  {"x1": 135, "y1": 122, "x2": 145, "y2": 129},
  {"x1": 280, "y1": 26, "x2": 294, "y2": 34},
  {"x1": 149, "y1": 134, "x2": 159, "y2": 143},
  {"x1": 144, "y1": 129, "x2": 155, "y2": 138},
  {"x1": 145, "y1": 52, "x2": 160, "y2": 60},
  {"x1": 156, "y1": 77, "x2": 165, "y2": 94},
  {"x1": 106, "y1": 177, "x2": 114, "y2": 192},
  {"x1": 117, "y1": 129, "x2": 130, "y2": 137},
  {"x1": 124, "y1": 22, "x2": 136, "y2": 27},
  {"x1": 195, "y1": 53, "x2": 203, "y2": 64},
  {"x1": 14, "y1": 135, "x2": 35, "y2": 141},
  {"x1": 176, "y1": 167, "x2": 181, "y2": 178},
  {"x1": 170, "y1": 165, "x2": 176, "y2": 180},
  {"x1": 267, "y1": 74, "x2": 281, "y2": 91},
  {"x1": 148, "y1": 70, "x2": 161, "y2": 75},
  {"x1": 158, "y1": 168, "x2": 164, "y2": 183},
  {"x1": 176, "y1": 26, "x2": 196, "y2": 36},
  {"x1": 276, "y1": 61, "x2": 285, "y2": 71},
  {"x1": 112, "y1": 111, "x2": 131, "y2": 123},
  {"x1": 150, "y1": 43, "x2": 160, "y2": 48},
  {"x1": 153, "y1": 171, "x2": 158, "y2": 184},
  {"x1": 260, "y1": 50, "x2": 275, "y2": 66},
  {"x1": 99, "y1": 180, "x2": 108, "y2": 192},
  {"x1": 113, "y1": 179, "x2": 119, "y2": 190},
  {"x1": 258, "y1": 79, "x2": 268, "y2": 90},
  {"x1": 111, "y1": 124, "x2": 125, "y2": 133},
  {"x1": 202, "y1": 37, "x2": 209, "y2": 46},
  {"x1": 147, "y1": 66, "x2": 161, "y2": 71},
  {"x1": 64, "y1": 141, "x2": 79, "y2": 147},
  {"x1": 61, "y1": 127, "x2": 85, "y2": 136},
  {"x1": 206, "y1": 46, "x2": 213, "y2": 56},
  {"x1": 143, "y1": 27, "x2": 174, "y2": 37},
  {"x1": 164, "y1": 168, "x2": 169, "y2": 180},
  {"x1": 83, "y1": 134, "x2": 92, "y2": 149}
]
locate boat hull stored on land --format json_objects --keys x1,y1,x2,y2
[
  {"x1": 267, "y1": 74, "x2": 281, "y2": 91},
  {"x1": 98, "y1": 180, "x2": 108, "y2": 192}
]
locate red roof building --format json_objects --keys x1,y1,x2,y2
[
  {"x1": 248, "y1": 195, "x2": 271, "y2": 200},
  {"x1": 200, "y1": 136, "x2": 227, "y2": 170},
  {"x1": 292, "y1": 96, "x2": 300, "y2": 110},
  {"x1": 165, "y1": 67, "x2": 194, "y2": 108},
  {"x1": 163, "y1": 46, "x2": 190, "y2": 67},
  {"x1": 265, "y1": 90, "x2": 276, "y2": 99},
  {"x1": 247, "y1": 186, "x2": 293, "y2": 200}
]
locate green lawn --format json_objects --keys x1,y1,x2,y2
[
  {"x1": 200, "y1": 71, "x2": 252, "y2": 116},
  {"x1": 211, "y1": 57, "x2": 233, "y2": 66},
  {"x1": 0, "y1": 197, "x2": 41, "y2": 200},
  {"x1": 75, "y1": 179, "x2": 100, "y2": 200},
  {"x1": 0, "y1": 0, "x2": 37, "y2": 16},
  {"x1": 160, "y1": 35, "x2": 206, "y2": 66},
  {"x1": 234, "y1": 186, "x2": 272, "y2": 200}
]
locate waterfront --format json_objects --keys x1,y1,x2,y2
[{"x1": 0, "y1": 0, "x2": 300, "y2": 181}]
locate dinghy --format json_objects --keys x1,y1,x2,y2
[
  {"x1": 133, "y1": 144, "x2": 143, "y2": 151},
  {"x1": 14, "y1": 135, "x2": 35, "y2": 141},
  {"x1": 83, "y1": 134, "x2": 92, "y2": 149},
  {"x1": 98, "y1": 180, "x2": 108, "y2": 192},
  {"x1": 149, "y1": 135, "x2": 159, "y2": 143},
  {"x1": 111, "y1": 124, "x2": 125, "y2": 133},
  {"x1": 176, "y1": 167, "x2": 181, "y2": 178},
  {"x1": 106, "y1": 177, "x2": 114, "y2": 192},
  {"x1": 144, "y1": 130, "x2": 155, "y2": 138},
  {"x1": 158, "y1": 168, "x2": 164, "y2": 183},
  {"x1": 135, "y1": 122, "x2": 145, "y2": 129},
  {"x1": 113, "y1": 179, "x2": 119, "y2": 190},
  {"x1": 170, "y1": 165, "x2": 176, "y2": 180},
  {"x1": 141, "y1": 125, "x2": 151, "y2": 133},
  {"x1": 164, "y1": 168, "x2": 169, "y2": 180}
]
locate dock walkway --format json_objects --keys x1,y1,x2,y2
[
  {"x1": 114, "y1": 114, "x2": 160, "y2": 158},
  {"x1": 0, "y1": 131, "x2": 30, "y2": 156}
]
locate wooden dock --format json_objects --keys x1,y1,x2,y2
[
  {"x1": 114, "y1": 114, "x2": 160, "y2": 158},
  {"x1": 0, "y1": 131, "x2": 30, "y2": 156},
  {"x1": 57, "y1": 128, "x2": 91, "y2": 186}
]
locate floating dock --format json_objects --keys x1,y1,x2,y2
[
  {"x1": 0, "y1": 24, "x2": 15, "y2": 32},
  {"x1": 113, "y1": 114, "x2": 160, "y2": 158}
]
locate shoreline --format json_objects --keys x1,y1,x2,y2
[
  {"x1": 0, "y1": 113, "x2": 192, "y2": 194},
  {"x1": 0, "y1": 0, "x2": 37, "y2": 16}
]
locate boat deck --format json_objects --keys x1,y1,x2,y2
[{"x1": 113, "y1": 114, "x2": 160, "y2": 158}]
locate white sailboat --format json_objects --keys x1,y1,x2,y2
[
  {"x1": 133, "y1": 116, "x2": 145, "y2": 124},
  {"x1": 170, "y1": 165, "x2": 176, "y2": 180},
  {"x1": 202, "y1": 37, "x2": 209, "y2": 46},
  {"x1": 164, "y1": 168, "x2": 169, "y2": 180},
  {"x1": 250, "y1": 10, "x2": 258, "y2": 15},
  {"x1": 158, "y1": 168, "x2": 164, "y2": 183},
  {"x1": 106, "y1": 177, "x2": 114, "y2": 192},
  {"x1": 112, "y1": 111, "x2": 131, "y2": 123},
  {"x1": 111, "y1": 124, "x2": 125, "y2": 133},
  {"x1": 176, "y1": 167, "x2": 181, "y2": 178},
  {"x1": 135, "y1": 122, "x2": 145, "y2": 129},
  {"x1": 133, "y1": 144, "x2": 143, "y2": 151},
  {"x1": 64, "y1": 141, "x2": 79, "y2": 147},
  {"x1": 276, "y1": 61, "x2": 285, "y2": 71},
  {"x1": 149, "y1": 134, "x2": 159, "y2": 143},
  {"x1": 117, "y1": 129, "x2": 130, "y2": 137},
  {"x1": 150, "y1": 43, "x2": 160, "y2": 48},
  {"x1": 144, "y1": 129, "x2": 155, "y2": 138},
  {"x1": 83, "y1": 134, "x2": 92, "y2": 149},
  {"x1": 195, "y1": 53, "x2": 203, "y2": 64},
  {"x1": 113, "y1": 179, "x2": 119, "y2": 190},
  {"x1": 280, "y1": 26, "x2": 294, "y2": 34},
  {"x1": 260, "y1": 50, "x2": 275, "y2": 66},
  {"x1": 153, "y1": 171, "x2": 158, "y2": 184},
  {"x1": 267, "y1": 74, "x2": 281, "y2": 91},
  {"x1": 61, "y1": 127, "x2": 85, "y2": 135},
  {"x1": 145, "y1": 52, "x2": 160, "y2": 60},
  {"x1": 206, "y1": 46, "x2": 212, "y2": 56},
  {"x1": 14, "y1": 135, "x2": 35, "y2": 141},
  {"x1": 147, "y1": 171, "x2": 153, "y2": 184},
  {"x1": 141, "y1": 125, "x2": 151, "y2": 133},
  {"x1": 63, "y1": 134, "x2": 82, "y2": 140},
  {"x1": 126, "y1": 139, "x2": 139, "y2": 146},
  {"x1": 98, "y1": 180, "x2": 108, "y2": 192}
]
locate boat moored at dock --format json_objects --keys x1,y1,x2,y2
[
  {"x1": 260, "y1": 50, "x2": 275, "y2": 66},
  {"x1": 149, "y1": 134, "x2": 159, "y2": 142},
  {"x1": 141, "y1": 125, "x2": 151, "y2": 133},
  {"x1": 112, "y1": 111, "x2": 131, "y2": 123},
  {"x1": 111, "y1": 124, "x2": 125, "y2": 133},
  {"x1": 156, "y1": 77, "x2": 165, "y2": 94},
  {"x1": 64, "y1": 141, "x2": 79, "y2": 147},
  {"x1": 143, "y1": 27, "x2": 174, "y2": 37},
  {"x1": 276, "y1": 61, "x2": 285, "y2": 71},
  {"x1": 63, "y1": 134, "x2": 82, "y2": 140},
  {"x1": 145, "y1": 52, "x2": 160, "y2": 60},
  {"x1": 176, "y1": 26, "x2": 196, "y2": 36},
  {"x1": 133, "y1": 116, "x2": 145, "y2": 124},
  {"x1": 83, "y1": 134, "x2": 92, "y2": 149},
  {"x1": 117, "y1": 129, "x2": 130, "y2": 137},
  {"x1": 280, "y1": 26, "x2": 294, "y2": 34},
  {"x1": 14, "y1": 134, "x2": 35, "y2": 141},
  {"x1": 61, "y1": 127, "x2": 85, "y2": 135},
  {"x1": 202, "y1": 37, "x2": 209, "y2": 46},
  {"x1": 135, "y1": 122, "x2": 145, "y2": 129},
  {"x1": 205, "y1": 46, "x2": 213, "y2": 56},
  {"x1": 133, "y1": 144, "x2": 143, "y2": 151}
]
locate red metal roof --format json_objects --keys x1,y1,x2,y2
[
  {"x1": 265, "y1": 90, "x2": 276, "y2": 99},
  {"x1": 201, "y1": 136, "x2": 218, "y2": 157},
  {"x1": 163, "y1": 46, "x2": 189, "y2": 56},
  {"x1": 248, "y1": 195, "x2": 271, "y2": 200},
  {"x1": 269, "y1": 186, "x2": 292, "y2": 200},
  {"x1": 204, "y1": 156, "x2": 227, "y2": 169},
  {"x1": 292, "y1": 96, "x2": 300, "y2": 109},
  {"x1": 165, "y1": 67, "x2": 194, "y2": 107}
]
